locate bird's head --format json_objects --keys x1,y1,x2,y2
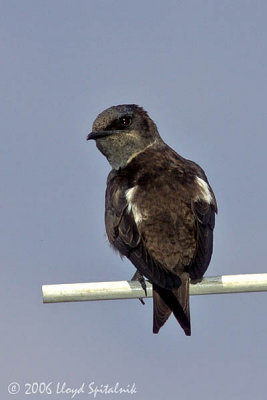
[{"x1": 87, "y1": 104, "x2": 161, "y2": 169}]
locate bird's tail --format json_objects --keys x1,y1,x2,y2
[{"x1": 153, "y1": 272, "x2": 191, "y2": 336}]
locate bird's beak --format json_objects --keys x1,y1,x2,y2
[{"x1": 87, "y1": 130, "x2": 113, "y2": 141}]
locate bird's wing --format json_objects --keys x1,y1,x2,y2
[
  {"x1": 189, "y1": 196, "x2": 217, "y2": 280},
  {"x1": 105, "y1": 172, "x2": 181, "y2": 290}
]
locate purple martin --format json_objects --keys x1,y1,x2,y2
[{"x1": 87, "y1": 104, "x2": 217, "y2": 335}]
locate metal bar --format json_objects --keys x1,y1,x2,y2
[{"x1": 42, "y1": 273, "x2": 267, "y2": 303}]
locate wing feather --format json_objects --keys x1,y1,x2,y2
[{"x1": 189, "y1": 198, "x2": 217, "y2": 280}]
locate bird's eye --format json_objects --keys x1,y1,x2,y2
[{"x1": 119, "y1": 116, "x2": 132, "y2": 128}]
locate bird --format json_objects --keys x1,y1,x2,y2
[{"x1": 87, "y1": 104, "x2": 217, "y2": 335}]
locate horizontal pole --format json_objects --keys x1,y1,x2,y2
[{"x1": 42, "y1": 273, "x2": 267, "y2": 303}]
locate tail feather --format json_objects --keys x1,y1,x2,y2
[
  {"x1": 153, "y1": 272, "x2": 191, "y2": 336},
  {"x1": 153, "y1": 289, "x2": 172, "y2": 331}
]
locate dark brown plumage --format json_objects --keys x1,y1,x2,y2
[{"x1": 87, "y1": 104, "x2": 217, "y2": 335}]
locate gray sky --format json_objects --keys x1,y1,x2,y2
[{"x1": 1, "y1": 1, "x2": 267, "y2": 399}]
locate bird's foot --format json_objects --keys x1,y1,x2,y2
[{"x1": 131, "y1": 271, "x2": 147, "y2": 305}]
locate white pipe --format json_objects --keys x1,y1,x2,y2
[{"x1": 42, "y1": 273, "x2": 267, "y2": 303}]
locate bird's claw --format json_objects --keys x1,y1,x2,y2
[{"x1": 131, "y1": 271, "x2": 147, "y2": 305}]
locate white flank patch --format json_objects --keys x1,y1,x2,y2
[
  {"x1": 195, "y1": 176, "x2": 212, "y2": 204},
  {"x1": 125, "y1": 186, "x2": 143, "y2": 224}
]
